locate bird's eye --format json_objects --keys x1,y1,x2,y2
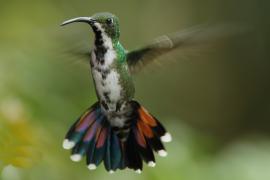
[{"x1": 106, "y1": 18, "x2": 113, "y2": 25}]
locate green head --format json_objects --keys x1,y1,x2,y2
[{"x1": 61, "y1": 12, "x2": 120, "y2": 42}]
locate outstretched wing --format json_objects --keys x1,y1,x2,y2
[{"x1": 126, "y1": 25, "x2": 237, "y2": 73}]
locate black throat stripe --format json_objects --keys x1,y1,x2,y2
[{"x1": 92, "y1": 25, "x2": 108, "y2": 65}]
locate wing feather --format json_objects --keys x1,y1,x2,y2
[{"x1": 127, "y1": 24, "x2": 239, "y2": 73}]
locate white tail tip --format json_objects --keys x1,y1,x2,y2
[
  {"x1": 147, "y1": 161, "x2": 156, "y2": 167},
  {"x1": 63, "y1": 139, "x2": 75, "y2": 150},
  {"x1": 70, "y1": 154, "x2": 82, "y2": 162},
  {"x1": 158, "y1": 150, "x2": 168, "y2": 157},
  {"x1": 87, "y1": 164, "x2": 96, "y2": 170},
  {"x1": 109, "y1": 170, "x2": 115, "y2": 174},
  {"x1": 135, "y1": 169, "x2": 142, "y2": 174},
  {"x1": 161, "y1": 133, "x2": 172, "y2": 143}
]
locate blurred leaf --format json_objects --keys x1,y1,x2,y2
[{"x1": 0, "y1": 99, "x2": 42, "y2": 169}]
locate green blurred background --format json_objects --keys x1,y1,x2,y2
[{"x1": 0, "y1": 0, "x2": 270, "y2": 180}]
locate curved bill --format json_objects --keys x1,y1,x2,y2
[{"x1": 61, "y1": 17, "x2": 95, "y2": 26}]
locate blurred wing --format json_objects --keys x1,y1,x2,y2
[
  {"x1": 53, "y1": 29, "x2": 92, "y2": 69},
  {"x1": 59, "y1": 41, "x2": 91, "y2": 67},
  {"x1": 127, "y1": 25, "x2": 239, "y2": 73}
]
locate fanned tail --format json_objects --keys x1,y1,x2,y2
[{"x1": 62, "y1": 100, "x2": 171, "y2": 173}]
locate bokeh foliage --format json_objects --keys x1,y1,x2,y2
[{"x1": 0, "y1": 0, "x2": 270, "y2": 180}]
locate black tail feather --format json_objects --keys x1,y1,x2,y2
[
  {"x1": 152, "y1": 118, "x2": 167, "y2": 138},
  {"x1": 125, "y1": 133, "x2": 143, "y2": 172}
]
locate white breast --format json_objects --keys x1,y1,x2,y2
[
  {"x1": 92, "y1": 68, "x2": 122, "y2": 101},
  {"x1": 91, "y1": 49, "x2": 123, "y2": 112}
]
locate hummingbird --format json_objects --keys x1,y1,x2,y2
[{"x1": 60, "y1": 12, "x2": 226, "y2": 173}]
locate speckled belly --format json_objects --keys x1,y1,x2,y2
[{"x1": 92, "y1": 67, "x2": 124, "y2": 111}]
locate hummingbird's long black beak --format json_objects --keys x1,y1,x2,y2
[{"x1": 61, "y1": 17, "x2": 95, "y2": 26}]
